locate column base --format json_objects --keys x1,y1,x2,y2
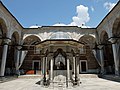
[
  {"x1": 16, "y1": 70, "x2": 20, "y2": 76},
  {"x1": 49, "y1": 82, "x2": 54, "y2": 88},
  {"x1": 115, "y1": 70, "x2": 119, "y2": 76},
  {"x1": 0, "y1": 76, "x2": 6, "y2": 82},
  {"x1": 100, "y1": 70, "x2": 105, "y2": 75},
  {"x1": 67, "y1": 79, "x2": 72, "y2": 88}
]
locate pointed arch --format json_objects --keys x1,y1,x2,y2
[
  {"x1": 79, "y1": 35, "x2": 96, "y2": 46},
  {"x1": 0, "y1": 17, "x2": 7, "y2": 36},
  {"x1": 23, "y1": 35, "x2": 41, "y2": 45},
  {"x1": 100, "y1": 31, "x2": 109, "y2": 43},
  {"x1": 10, "y1": 31, "x2": 20, "y2": 45},
  {"x1": 112, "y1": 17, "x2": 120, "y2": 37}
]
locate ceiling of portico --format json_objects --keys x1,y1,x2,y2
[
  {"x1": 79, "y1": 35, "x2": 96, "y2": 44},
  {"x1": 112, "y1": 17, "x2": 120, "y2": 37},
  {"x1": 23, "y1": 35, "x2": 41, "y2": 45},
  {"x1": 0, "y1": 18, "x2": 7, "y2": 44},
  {"x1": 100, "y1": 31, "x2": 109, "y2": 44}
]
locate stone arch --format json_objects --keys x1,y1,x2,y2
[
  {"x1": 10, "y1": 31, "x2": 20, "y2": 45},
  {"x1": 0, "y1": 17, "x2": 8, "y2": 45},
  {"x1": 53, "y1": 48, "x2": 67, "y2": 70},
  {"x1": 20, "y1": 35, "x2": 42, "y2": 73},
  {"x1": 79, "y1": 34, "x2": 99, "y2": 72},
  {"x1": 0, "y1": 18, "x2": 8, "y2": 71},
  {"x1": 100, "y1": 31, "x2": 109, "y2": 43},
  {"x1": 23, "y1": 35, "x2": 41, "y2": 45},
  {"x1": 0, "y1": 17, "x2": 7, "y2": 36},
  {"x1": 112, "y1": 17, "x2": 120, "y2": 73},
  {"x1": 112, "y1": 17, "x2": 120, "y2": 37},
  {"x1": 5, "y1": 31, "x2": 20, "y2": 76},
  {"x1": 79, "y1": 35, "x2": 96, "y2": 48},
  {"x1": 23, "y1": 34, "x2": 42, "y2": 41},
  {"x1": 100, "y1": 31, "x2": 114, "y2": 74}
]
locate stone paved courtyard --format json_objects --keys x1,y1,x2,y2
[{"x1": 0, "y1": 76, "x2": 120, "y2": 90}]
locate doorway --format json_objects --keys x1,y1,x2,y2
[
  {"x1": 32, "y1": 60, "x2": 40, "y2": 74},
  {"x1": 80, "y1": 60, "x2": 88, "y2": 73}
]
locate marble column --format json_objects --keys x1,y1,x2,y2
[
  {"x1": 77, "y1": 60, "x2": 79, "y2": 76},
  {"x1": 109, "y1": 38, "x2": 119, "y2": 76},
  {"x1": 75, "y1": 57, "x2": 77, "y2": 82},
  {"x1": 67, "y1": 58, "x2": 70, "y2": 87},
  {"x1": 50, "y1": 59, "x2": 53, "y2": 81},
  {"x1": 0, "y1": 39, "x2": 10, "y2": 77},
  {"x1": 67, "y1": 59, "x2": 70, "y2": 80},
  {"x1": 73, "y1": 57, "x2": 75, "y2": 75},
  {"x1": 46, "y1": 57, "x2": 47, "y2": 76},
  {"x1": 42, "y1": 58, "x2": 44, "y2": 76},
  {"x1": 99, "y1": 49, "x2": 105, "y2": 74},
  {"x1": 112, "y1": 44, "x2": 119, "y2": 76},
  {"x1": 15, "y1": 50, "x2": 20, "y2": 75},
  {"x1": 43, "y1": 57, "x2": 46, "y2": 82},
  {"x1": 41, "y1": 59, "x2": 43, "y2": 75}
]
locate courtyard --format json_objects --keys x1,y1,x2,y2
[
  {"x1": 0, "y1": 1, "x2": 120, "y2": 90},
  {"x1": 0, "y1": 75, "x2": 120, "y2": 90}
]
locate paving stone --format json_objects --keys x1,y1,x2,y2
[{"x1": 0, "y1": 77, "x2": 120, "y2": 90}]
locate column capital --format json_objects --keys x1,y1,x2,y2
[
  {"x1": 108, "y1": 37, "x2": 117, "y2": 44},
  {"x1": 16, "y1": 45, "x2": 22, "y2": 50},
  {"x1": 3, "y1": 38, "x2": 11, "y2": 45},
  {"x1": 97, "y1": 44, "x2": 104, "y2": 50}
]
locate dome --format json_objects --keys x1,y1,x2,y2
[{"x1": 50, "y1": 32, "x2": 71, "y2": 39}]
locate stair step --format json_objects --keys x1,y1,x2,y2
[
  {"x1": 79, "y1": 74, "x2": 98, "y2": 78},
  {"x1": 102, "y1": 75, "x2": 120, "y2": 82},
  {"x1": 18, "y1": 75, "x2": 42, "y2": 79}
]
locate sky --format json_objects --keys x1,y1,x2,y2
[{"x1": 1, "y1": 0, "x2": 119, "y2": 28}]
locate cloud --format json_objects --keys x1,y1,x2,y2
[
  {"x1": 30, "y1": 5, "x2": 90, "y2": 28},
  {"x1": 29, "y1": 25, "x2": 41, "y2": 28},
  {"x1": 104, "y1": 2, "x2": 116, "y2": 11},
  {"x1": 52, "y1": 5, "x2": 90, "y2": 27},
  {"x1": 91, "y1": 6, "x2": 94, "y2": 12},
  {"x1": 69, "y1": 5, "x2": 90, "y2": 27},
  {"x1": 53, "y1": 23, "x2": 67, "y2": 26}
]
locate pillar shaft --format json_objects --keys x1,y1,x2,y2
[
  {"x1": 73, "y1": 57, "x2": 75, "y2": 74},
  {"x1": 75, "y1": 57, "x2": 77, "y2": 82},
  {"x1": 67, "y1": 59, "x2": 70, "y2": 80},
  {"x1": 0, "y1": 44, "x2": 8, "y2": 76},
  {"x1": 46, "y1": 57, "x2": 47, "y2": 75},
  {"x1": 112, "y1": 44, "x2": 119, "y2": 76},
  {"x1": 42, "y1": 57, "x2": 45, "y2": 76},
  {"x1": 41, "y1": 59, "x2": 43, "y2": 75},
  {"x1": 77, "y1": 60, "x2": 79, "y2": 76},
  {"x1": 99, "y1": 49, "x2": 104, "y2": 74},
  {"x1": 15, "y1": 50, "x2": 20, "y2": 75},
  {"x1": 43, "y1": 57, "x2": 46, "y2": 82},
  {"x1": 50, "y1": 59, "x2": 53, "y2": 81}
]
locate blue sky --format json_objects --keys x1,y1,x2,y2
[{"x1": 1, "y1": 0, "x2": 119, "y2": 28}]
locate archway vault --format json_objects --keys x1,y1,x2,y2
[
  {"x1": 23, "y1": 35, "x2": 41, "y2": 45},
  {"x1": 112, "y1": 17, "x2": 120, "y2": 37}
]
